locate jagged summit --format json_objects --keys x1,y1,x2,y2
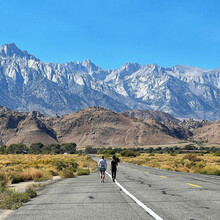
[
  {"x1": 0, "y1": 43, "x2": 220, "y2": 121},
  {"x1": 0, "y1": 43, "x2": 38, "y2": 60},
  {"x1": 0, "y1": 43, "x2": 22, "y2": 57}
]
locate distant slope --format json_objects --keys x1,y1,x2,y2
[
  {"x1": 193, "y1": 121, "x2": 220, "y2": 143},
  {"x1": 121, "y1": 109, "x2": 180, "y2": 123},
  {"x1": 121, "y1": 109, "x2": 212, "y2": 140},
  {"x1": 0, "y1": 106, "x2": 179, "y2": 147},
  {"x1": 0, "y1": 107, "x2": 57, "y2": 146}
]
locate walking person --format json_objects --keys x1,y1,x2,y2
[
  {"x1": 98, "y1": 156, "x2": 107, "y2": 183},
  {"x1": 111, "y1": 155, "x2": 118, "y2": 182}
]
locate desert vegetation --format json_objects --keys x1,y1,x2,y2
[
  {"x1": 90, "y1": 144, "x2": 220, "y2": 155},
  {"x1": 118, "y1": 151, "x2": 220, "y2": 175},
  {"x1": 0, "y1": 154, "x2": 97, "y2": 209},
  {"x1": 0, "y1": 142, "x2": 78, "y2": 154},
  {"x1": 95, "y1": 145, "x2": 220, "y2": 176}
]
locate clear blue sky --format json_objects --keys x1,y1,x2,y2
[{"x1": 0, "y1": 0, "x2": 220, "y2": 70}]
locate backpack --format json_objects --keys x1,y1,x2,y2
[{"x1": 116, "y1": 157, "x2": 120, "y2": 163}]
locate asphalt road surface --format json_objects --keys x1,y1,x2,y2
[{"x1": 5, "y1": 157, "x2": 220, "y2": 220}]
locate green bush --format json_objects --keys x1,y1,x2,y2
[
  {"x1": 59, "y1": 167, "x2": 75, "y2": 178},
  {"x1": 33, "y1": 171, "x2": 52, "y2": 182},
  {"x1": 214, "y1": 151, "x2": 220, "y2": 156},
  {"x1": 77, "y1": 168, "x2": 90, "y2": 175},
  {"x1": 170, "y1": 152, "x2": 177, "y2": 156},
  {"x1": 10, "y1": 174, "x2": 21, "y2": 184},
  {"x1": 120, "y1": 150, "x2": 137, "y2": 157},
  {"x1": 25, "y1": 186, "x2": 37, "y2": 198},
  {"x1": 0, "y1": 187, "x2": 37, "y2": 210},
  {"x1": 0, "y1": 173, "x2": 10, "y2": 187}
]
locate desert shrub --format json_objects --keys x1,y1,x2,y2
[
  {"x1": 0, "y1": 187, "x2": 37, "y2": 210},
  {"x1": 33, "y1": 171, "x2": 52, "y2": 182},
  {"x1": 120, "y1": 150, "x2": 138, "y2": 157},
  {"x1": 194, "y1": 166, "x2": 220, "y2": 175},
  {"x1": 183, "y1": 154, "x2": 201, "y2": 162},
  {"x1": 77, "y1": 168, "x2": 90, "y2": 175},
  {"x1": 59, "y1": 167, "x2": 76, "y2": 178},
  {"x1": 52, "y1": 159, "x2": 78, "y2": 171},
  {"x1": 214, "y1": 151, "x2": 220, "y2": 156},
  {"x1": 47, "y1": 168, "x2": 59, "y2": 176},
  {"x1": 99, "y1": 149, "x2": 115, "y2": 155},
  {"x1": 10, "y1": 173, "x2": 21, "y2": 184},
  {"x1": 150, "y1": 162, "x2": 161, "y2": 168},
  {"x1": 170, "y1": 152, "x2": 177, "y2": 156},
  {"x1": 174, "y1": 160, "x2": 181, "y2": 168},
  {"x1": 0, "y1": 173, "x2": 10, "y2": 187},
  {"x1": 25, "y1": 186, "x2": 37, "y2": 198},
  {"x1": 149, "y1": 153, "x2": 155, "y2": 156},
  {"x1": 185, "y1": 161, "x2": 196, "y2": 169},
  {"x1": 85, "y1": 146, "x2": 97, "y2": 154},
  {"x1": 18, "y1": 169, "x2": 44, "y2": 182},
  {"x1": 183, "y1": 144, "x2": 197, "y2": 150}
]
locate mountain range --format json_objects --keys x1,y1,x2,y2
[
  {"x1": 0, "y1": 43, "x2": 220, "y2": 121},
  {"x1": 0, "y1": 106, "x2": 218, "y2": 147},
  {"x1": 0, "y1": 106, "x2": 180, "y2": 147}
]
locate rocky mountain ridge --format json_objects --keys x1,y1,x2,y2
[
  {"x1": 0, "y1": 106, "x2": 180, "y2": 147},
  {"x1": 0, "y1": 43, "x2": 220, "y2": 120}
]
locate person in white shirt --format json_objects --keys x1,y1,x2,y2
[{"x1": 98, "y1": 156, "x2": 107, "y2": 183}]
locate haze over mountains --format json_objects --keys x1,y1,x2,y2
[{"x1": 0, "y1": 43, "x2": 220, "y2": 121}]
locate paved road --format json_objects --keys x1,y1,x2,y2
[{"x1": 5, "y1": 157, "x2": 220, "y2": 220}]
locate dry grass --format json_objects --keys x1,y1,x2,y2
[
  {"x1": 0, "y1": 154, "x2": 97, "y2": 185},
  {"x1": 119, "y1": 153, "x2": 220, "y2": 175}
]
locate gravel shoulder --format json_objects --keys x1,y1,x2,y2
[{"x1": 0, "y1": 176, "x2": 62, "y2": 220}]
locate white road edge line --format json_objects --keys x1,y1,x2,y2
[{"x1": 105, "y1": 171, "x2": 163, "y2": 220}]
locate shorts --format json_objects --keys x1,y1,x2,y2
[{"x1": 99, "y1": 167, "x2": 106, "y2": 172}]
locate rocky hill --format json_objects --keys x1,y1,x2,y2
[
  {"x1": 122, "y1": 109, "x2": 211, "y2": 140},
  {"x1": 0, "y1": 43, "x2": 220, "y2": 120},
  {"x1": 121, "y1": 109, "x2": 180, "y2": 123},
  {"x1": 0, "y1": 106, "x2": 180, "y2": 147},
  {"x1": 193, "y1": 121, "x2": 220, "y2": 143}
]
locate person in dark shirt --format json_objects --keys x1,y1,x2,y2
[{"x1": 111, "y1": 155, "x2": 118, "y2": 182}]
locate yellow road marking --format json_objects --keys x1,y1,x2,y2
[
  {"x1": 145, "y1": 172, "x2": 149, "y2": 174},
  {"x1": 187, "y1": 183, "x2": 202, "y2": 188},
  {"x1": 160, "y1": 176, "x2": 167, "y2": 178}
]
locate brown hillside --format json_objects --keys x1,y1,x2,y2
[
  {"x1": 0, "y1": 106, "x2": 179, "y2": 147},
  {"x1": 193, "y1": 121, "x2": 220, "y2": 143},
  {"x1": 48, "y1": 107, "x2": 179, "y2": 147},
  {"x1": 121, "y1": 109, "x2": 180, "y2": 123}
]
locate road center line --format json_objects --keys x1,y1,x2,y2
[
  {"x1": 160, "y1": 176, "x2": 167, "y2": 178},
  {"x1": 105, "y1": 171, "x2": 163, "y2": 220},
  {"x1": 187, "y1": 183, "x2": 202, "y2": 188}
]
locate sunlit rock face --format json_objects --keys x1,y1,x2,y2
[{"x1": 0, "y1": 43, "x2": 220, "y2": 120}]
